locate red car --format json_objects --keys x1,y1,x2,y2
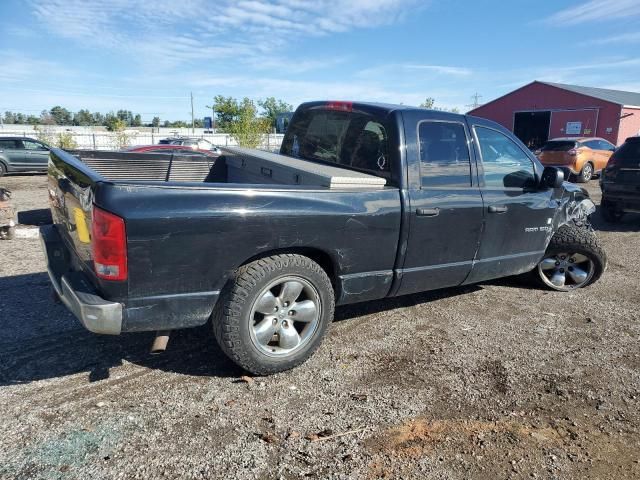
[{"x1": 124, "y1": 145, "x2": 220, "y2": 157}]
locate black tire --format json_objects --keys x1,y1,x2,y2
[
  {"x1": 0, "y1": 226, "x2": 15, "y2": 240},
  {"x1": 213, "y1": 254, "x2": 335, "y2": 375},
  {"x1": 0, "y1": 162, "x2": 6, "y2": 177},
  {"x1": 576, "y1": 162, "x2": 593, "y2": 183},
  {"x1": 535, "y1": 224, "x2": 606, "y2": 291},
  {"x1": 600, "y1": 198, "x2": 624, "y2": 223}
]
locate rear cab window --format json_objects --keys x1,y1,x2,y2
[
  {"x1": 280, "y1": 105, "x2": 393, "y2": 183},
  {"x1": 541, "y1": 141, "x2": 577, "y2": 152}
]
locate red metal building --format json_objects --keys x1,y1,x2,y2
[{"x1": 468, "y1": 81, "x2": 640, "y2": 147}]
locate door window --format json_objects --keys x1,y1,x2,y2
[
  {"x1": 418, "y1": 121, "x2": 471, "y2": 187},
  {"x1": 0, "y1": 140, "x2": 22, "y2": 149},
  {"x1": 474, "y1": 126, "x2": 535, "y2": 189},
  {"x1": 23, "y1": 140, "x2": 48, "y2": 151},
  {"x1": 597, "y1": 140, "x2": 615, "y2": 151}
]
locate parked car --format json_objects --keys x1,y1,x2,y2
[
  {"x1": 158, "y1": 137, "x2": 220, "y2": 153},
  {"x1": 536, "y1": 137, "x2": 616, "y2": 183},
  {"x1": 600, "y1": 136, "x2": 640, "y2": 222},
  {"x1": 40, "y1": 101, "x2": 606, "y2": 375},
  {"x1": 124, "y1": 144, "x2": 219, "y2": 157},
  {"x1": 0, "y1": 137, "x2": 51, "y2": 176}
]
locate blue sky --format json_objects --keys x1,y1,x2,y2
[{"x1": 2, "y1": 0, "x2": 640, "y2": 122}]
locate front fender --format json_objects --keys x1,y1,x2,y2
[{"x1": 553, "y1": 182, "x2": 596, "y2": 231}]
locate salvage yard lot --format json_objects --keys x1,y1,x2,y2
[{"x1": 0, "y1": 174, "x2": 639, "y2": 479}]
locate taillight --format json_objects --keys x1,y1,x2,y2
[
  {"x1": 325, "y1": 101, "x2": 353, "y2": 112},
  {"x1": 567, "y1": 148, "x2": 578, "y2": 156},
  {"x1": 92, "y1": 206, "x2": 127, "y2": 281}
]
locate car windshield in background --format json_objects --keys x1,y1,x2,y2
[
  {"x1": 541, "y1": 141, "x2": 576, "y2": 151},
  {"x1": 280, "y1": 108, "x2": 391, "y2": 179}
]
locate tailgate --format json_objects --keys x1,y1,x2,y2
[
  {"x1": 47, "y1": 148, "x2": 102, "y2": 270},
  {"x1": 539, "y1": 151, "x2": 572, "y2": 165}
]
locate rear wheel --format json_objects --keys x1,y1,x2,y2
[
  {"x1": 601, "y1": 198, "x2": 624, "y2": 223},
  {"x1": 576, "y1": 162, "x2": 593, "y2": 183},
  {"x1": 535, "y1": 224, "x2": 606, "y2": 291},
  {"x1": 0, "y1": 163, "x2": 6, "y2": 177},
  {"x1": 213, "y1": 254, "x2": 334, "y2": 375}
]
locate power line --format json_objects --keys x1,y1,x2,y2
[{"x1": 466, "y1": 92, "x2": 483, "y2": 110}]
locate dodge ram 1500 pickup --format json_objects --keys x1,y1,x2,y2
[{"x1": 40, "y1": 101, "x2": 606, "y2": 374}]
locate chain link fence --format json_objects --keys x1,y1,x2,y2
[{"x1": 0, "y1": 130, "x2": 284, "y2": 152}]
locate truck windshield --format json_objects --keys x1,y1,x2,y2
[
  {"x1": 541, "y1": 141, "x2": 577, "y2": 151},
  {"x1": 281, "y1": 108, "x2": 391, "y2": 180}
]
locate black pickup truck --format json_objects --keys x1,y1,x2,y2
[{"x1": 41, "y1": 101, "x2": 606, "y2": 374}]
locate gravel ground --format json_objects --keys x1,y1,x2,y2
[{"x1": 0, "y1": 174, "x2": 639, "y2": 480}]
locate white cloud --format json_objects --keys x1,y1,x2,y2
[
  {"x1": 591, "y1": 32, "x2": 640, "y2": 45},
  {"x1": 28, "y1": 0, "x2": 419, "y2": 68},
  {"x1": 544, "y1": 0, "x2": 640, "y2": 25}
]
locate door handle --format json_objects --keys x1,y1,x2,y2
[
  {"x1": 416, "y1": 207, "x2": 439, "y2": 217},
  {"x1": 488, "y1": 205, "x2": 508, "y2": 214}
]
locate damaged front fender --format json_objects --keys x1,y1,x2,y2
[{"x1": 554, "y1": 183, "x2": 596, "y2": 231}]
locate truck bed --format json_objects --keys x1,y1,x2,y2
[{"x1": 70, "y1": 148, "x2": 387, "y2": 189}]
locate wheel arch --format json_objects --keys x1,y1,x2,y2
[{"x1": 237, "y1": 247, "x2": 338, "y2": 291}]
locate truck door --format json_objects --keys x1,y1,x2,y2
[
  {"x1": 396, "y1": 113, "x2": 484, "y2": 296},
  {"x1": 464, "y1": 122, "x2": 557, "y2": 284}
]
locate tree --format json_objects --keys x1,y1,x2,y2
[
  {"x1": 15, "y1": 113, "x2": 26, "y2": 124},
  {"x1": 151, "y1": 117, "x2": 160, "y2": 127},
  {"x1": 225, "y1": 98, "x2": 271, "y2": 148},
  {"x1": 3, "y1": 111, "x2": 16, "y2": 124},
  {"x1": 92, "y1": 112, "x2": 105, "y2": 126},
  {"x1": 116, "y1": 109, "x2": 133, "y2": 126},
  {"x1": 49, "y1": 106, "x2": 72, "y2": 125},
  {"x1": 73, "y1": 109, "x2": 93, "y2": 126},
  {"x1": 26, "y1": 115, "x2": 40, "y2": 125},
  {"x1": 258, "y1": 97, "x2": 293, "y2": 131},
  {"x1": 132, "y1": 114, "x2": 142, "y2": 127},
  {"x1": 40, "y1": 109, "x2": 56, "y2": 125},
  {"x1": 56, "y1": 132, "x2": 78, "y2": 149},
  {"x1": 419, "y1": 98, "x2": 435, "y2": 109},
  {"x1": 211, "y1": 95, "x2": 241, "y2": 132},
  {"x1": 419, "y1": 97, "x2": 460, "y2": 113}
]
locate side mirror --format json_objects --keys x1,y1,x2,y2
[{"x1": 540, "y1": 166, "x2": 564, "y2": 189}]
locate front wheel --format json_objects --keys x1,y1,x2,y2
[
  {"x1": 535, "y1": 224, "x2": 606, "y2": 291},
  {"x1": 576, "y1": 163, "x2": 593, "y2": 183},
  {"x1": 213, "y1": 254, "x2": 334, "y2": 375}
]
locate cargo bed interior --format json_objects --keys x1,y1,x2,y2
[{"x1": 71, "y1": 147, "x2": 387, "y2": 190}]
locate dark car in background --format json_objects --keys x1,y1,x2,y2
[
  {"x1": 600, "y1": 136, "x2": 640, "y2": 222},
  {"x1": 158, "y1": 137, "x2": 220, "y2": 153},
  {"x1": 0, "y1": 137, "x2": 51, "y2": 176}
]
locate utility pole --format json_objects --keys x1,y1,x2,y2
[
  {"x1": 466, "y1": 92, "x2": 483, "y2": 110},
  {"x1": 190, "y1": 92, "x2": 195, "y2": 135}
]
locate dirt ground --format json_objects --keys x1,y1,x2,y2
[{"x1": 0, "y1": 173, "x2": 638, "y2": 480}]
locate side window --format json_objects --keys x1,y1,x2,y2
[
  {"x1": 598, "y1": 140, "x2": 615, "y2": 151},
  {"x1": 583, "y1": 140, "x2": 598, "y2": 149},
  {"x1": 23, "y1": 140, "x2": 47, "y2": 150},
  {"x1": 419, "y1": 121, "x2": 471, "y2": 187},
  {"x1": 474, "y1": 126, "x2": 536, "y2": 189},
  {"x1": 0, "y1": 140, "x2": 19, "y2": 149}
]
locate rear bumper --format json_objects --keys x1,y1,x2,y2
[
  {"x1": 40, "y1": 225, "x2": 123, "y2": 334},
  {"x1": 602, "y1": 192, "x2": 640, "y2": 212},
  {"x1": 40, "y1": 224, "x2": 219, "y2": 334},
  {"x1": 544, "y1": 163, "x2": 580, "y2": 179}
]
